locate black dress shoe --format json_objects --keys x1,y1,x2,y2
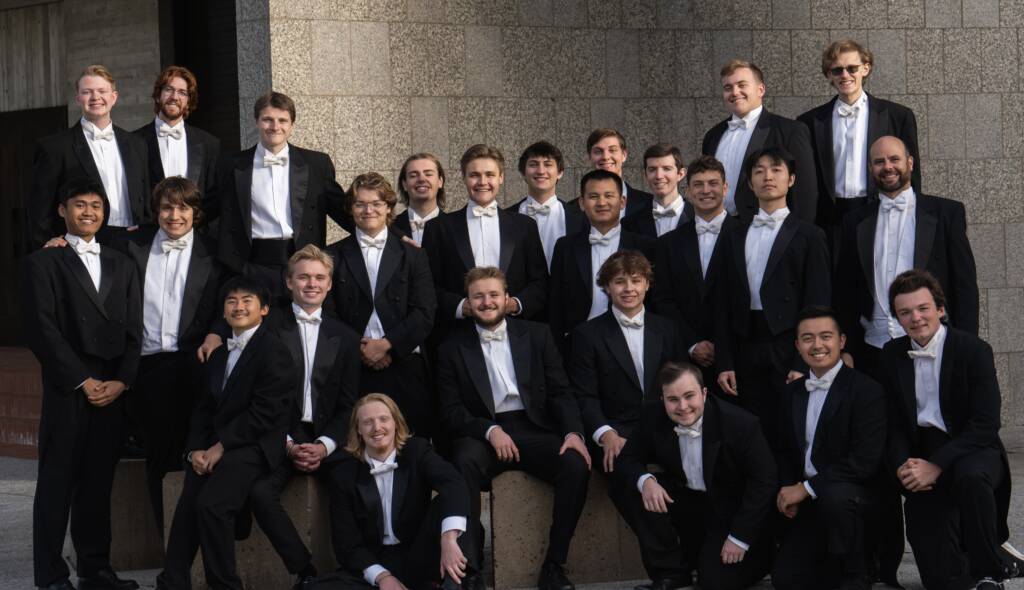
[
  {"x1": 292, "y1": 574, "x2": 317, "y2": 590},
  {"x1": 633, "y1": 574, "x2": 693, "y2": 590},
  {"x1": 1000, "y1": 543, "x2": 1024, "y2": 578},
  {"x1": 461, "y1": 572, "x2": 486, "y2": 590},
  {"x1": 37, "y1": 580, "x2": 75, "y2": 590},
  {"x1": 975, "y1": 578, "x2": 1005, "y2": 590},
  {"x1": 537, "y1": 562, "x2": 574, "y2": 590},
  {"x1": 77, "y1": 569, "x2": 139, "y2": 590}
]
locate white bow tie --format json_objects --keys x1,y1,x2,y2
[
  {"x1": 296, "y1": 311, "x2": 321, "y2": 325},
  {"x1": 472, "y1": 203, "x2": 497, "y2": 217},
  {"x1": 727, "y1": 119, "x2": 748, "y2": 131},
  {"x1": 158, "y1": 126, "x2": 183, "y2": 140},
  {"x1": 263, "y1": 154, "x2": 288, "y2": 167},
  {"x1": 74, "y1": 240, "x2": 101, "y2": 255},
  {"x1": 369, "y1": 461, "x2": 398, "y2": 476},
  {"x1": 410, "y1": 218, "x2": 426, "y2": 231},
  {"x1": 696, "y1": 222, "x2": 721, "y2": 235},
  {"x1": 618, "y1": 315, "x2": 644, "y2": 329},
  {"x1": 805, "y1": 377, "x2": 832, "y2": 392},
  {"x1": 881, "y1": 197, "x2": 908, "y2": 213},
  {"x1": 751, "y1": 214, "x2": 778, "y2": 229},
  {"x1": 359, "y1": 235, "x2": 386, "y2": 249},
  {"x1": 837, "y1": 104, "x2": 860, "y2": 118},
  {"x1": 652, "y1": 207, "x2": 677, "y2": 219},
  {"x1": 527, "y1": 203, "x2": 550, "y2": 216},
  {"x1": 674, "y1": 424, "x2": 702, "y2": 439},
  {"x1": 226, "y1": 335, "x2": 249, "y2": 351},
  {"x1": 91, "y1": 128, "x2": 115, "y2": 142},
  {"x1": 161, "y1": 238, "x2": 188, "y2": 253},
  {"x1": 907, "y1": 337, "x2": 940, "y2": 359},
  {"x1": 589, "y1": 233, "x2": 613, "y2": 246},
  {"x1": 480, "y1": 327, "x2": 506, "y2": 342}
]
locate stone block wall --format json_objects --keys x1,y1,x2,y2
[{"x1": 240, "y1": 0, "x2": 1024, "y2": 424}]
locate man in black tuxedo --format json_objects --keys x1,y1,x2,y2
[
  {"x1": 246, "y1": 244, "x2": 361, "y2": 587},
  {"x1": 23, "y1": 181, "x2": 142, "y2": 590},
  {"x1": 328, "y1": 393, "x2": 470, "y2": 590},
  {"x1": 797, "y1": 40, "x2": 920, "y2": 250},
  {"x1": 421, "y1": 144, "x2": 549, "y2": 331},
  {"x1": 584, "y1": 128, "x2": 655, "y2": 217},
  {"x1": 548, "y1": 169, "x2": 654, "y2": 354},
  {"x1": 615, "y1": 362, "x2": 777, "y2": 590},
  {"x1": 623, "y1": 143, "x2": 688, "y2": 238},
  {"x1": 715, "y1": 147, "x2": 831, "y2": 448},
  {"x1": 212, "y1": 91, "x2": 351, "y2": 300},
  {"x1": 510, "y1": 141, "x2": 587, "y2": 269},
  {"x1": 28, "y1": 65, "x2": 150, "y2": 249},
  {"x1": 158, "y1": 276, "x2": 295, "y2": 590},
  {"x1": 650, "y1": 155, "x2": 740, "y2": 388},
  {"x1": 437, "y1": 267, "x2": 591, "y2": 590},
  {"x1": 393, "y1": 152, "x2": 448, "y2": 245},
  {"x1": 773, "y1": 307, "x2": 886, "y2": 590},
  {"x1": 702, "y1": 60, "x2": 817, "y2": 224},
  {"x1": 133, "y1": 66, "x2": 220, "y2": 220},
  {"x1": 878, "y1": 271, "x2": 1016, "y2": 590},
  {"x1": 327, "y1": 173, "x2": 436, "y2": 436}
]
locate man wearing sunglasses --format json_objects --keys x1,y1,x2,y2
[{"x1": 798, "y1": 40, "x2": 920, "y2": 261}]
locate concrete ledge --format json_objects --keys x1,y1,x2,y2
[
  {"x1": 490, "y1": 471, "x2": 645, "y2": 589},
  {"x1": 163, "y1": 471, "x2": 334, "y2": 589}
]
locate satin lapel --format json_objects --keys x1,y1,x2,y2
[
  {"x1": 508, "y1": 322, "x2": 532, "y2": 406},
  {"x1": 762, "y1": 215, "x2": 798, "y2": 284},
  {"x1": 895, "y1": 341, "x2": 917, "y2": 427},
  {"x1": 234, "y1": 151, "x2": 255, "y2": 240},
  {"x1": 573, "y1": 235, "x2": 592, "y2": 306},
  {"x1": 288, "y1": 146, "x2": 309, "y2": 235},
  {"x1": 601, "y1": 314, "x2": 642, "y2": 392},
  {"x1": 60, "y1": 246, "x2": 107, "y2": 318},
  {"x1": 938, "y1": 330, "x2": 954, "y2": 426},
  {"x1": 793, "y1": 383, "x2": 809, "y2": 456},
  {"x1": 451, "y1": 212, "x2": 476, "y2": 272},
  {"x1": 209, "y1": 348, "x2": 228, "y2": 401},
  {"x1": 743, "y1": 112, "x2": 772, "y2": 164},
  {"x1": 115, "y1": 128, "x2": 145, "y2": 223},
  {"x1": 856, "y1": 210, "x2": 878, "y2": 295},
  {"x1": 730, "y1": 224, "x2": 749, "y2": 282},
  {"x1": 221, "y1": 328, "x2": 263, "y2": 404},
  {"x1": 642, "y1": 322, "x2": 663, "y2": 397},
  {"x1": 356, "y1": 466, "x2": 385, "y2": 541},
  {"x1": 497, "y1": 210, "x2": 515, "y2": 273},
  {"x1": 914, "y1": 198, "x2": 938, "y2": 269},
  {"x1": 279, "y1": 320, "x2": 305, "y2": 410},
  {"x1": 185, "y1": 124, "x2": 204, "y2": 184},
  {"x1": 816, "y1": 365, "x2": 851, "y2": 448},
  {"x1": 312, "y1": 330, "x2": 341, "y2": 419},
  {"x1": 71, "y1": 124, "x2": 103, "y2": 183},
  {"x1": 179, "y1": 239, "x2": 213, "y2": 335},
  {"x1": 678, "y1": 224, "x2": 704, "y2": 292},
  {"x1": 127, "y1": 236, "x2": 151, "y2": 279},
  {"x1": 460, "y1": 336, "x2": 496, "y2": 416},
  {"x1": 374, "y1": 235, "x2": 402, "y2": 305},
  {"x1": 97, "y1": 249, "x2": 117, "y2": 310},
  {"x1": 340, "y1": 239, "x2": 374, "y2": 301},
  {"x1": 702, "y1": 400, "x2": 722, "y2": 492},
  {"x1": 816, "y1": 99, "x2": 838, "y2": 200},
  {"x1": 391, "y1": 456, "x2": 410, "y2": 526}
]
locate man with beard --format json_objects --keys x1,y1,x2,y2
[
  {"x1": 134, "y1": 66, "x2": 220, "y2": 219},
  {"x1": 393, "y1": 152, "x2": 448, "y2": 245}
]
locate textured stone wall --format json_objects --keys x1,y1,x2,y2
[{"x1": 239, "y1": 0, "x2": 1024, "y2": 424}]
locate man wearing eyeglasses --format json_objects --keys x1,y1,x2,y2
[
  {"x1": 798, "y1": 40, "x2": 920, "y2": 260},
  {"x1": 133, "y1": 66, "x2": 221, "y2": 222}
]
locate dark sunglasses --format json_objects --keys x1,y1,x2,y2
[{"x1": 828, "y1": 64, "x2": 864, "y2": 76}]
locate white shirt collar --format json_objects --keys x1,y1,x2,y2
[
  {"x1": 231, "y1": 323, "x2": 261, "y2": 343},
  {"x1": 80, "y1": 117, "x2": 113, "y2": 135},
  {"x1": 475, "y1": 319, "x2": 507, "y2": 338},
  {"x1": 911, "y1": 323, "x2": 947, "y2": 355},
  {"x1": 355, "y1": 226, "x2": 389, "y2": 243},
  {"x1": 810, "y1": 359, "x2": 845, "y2": 382},
  {"x1": 409, "y1": 206, "x2": 440, "y2": 222},
  {"x1": 291, "y1": 302, "x2": 323, "y2": 321},
  {"x1": 156, "y1": 228, "x2": 194, "y2": 245},
  {"x1": 526, "y1": 194, "x2": 559, "y2": 206},
  {"x1": 730, "y1": 105, "x2": 763, "y2": 126},
  {"x1": 757, "y1": 206, "x2": 790, "y2": 221},
  {"x1": 880, "y1": 186, "x2": 916, "y2": 204},
  {"x1": 653, "y1": 194, "x2": 684, "y2": 214},
  {"x1": 255, "y1": 142, "x2": 289, "y2": 161},
  {"x1": 155, "y1": 116, "x2": 185, "y2": 132},
  {"x1": 611, "y1": 305, "x2": 645, "y2": 324},
  {"x1": 695, "y1": 210, "x2": 727, "y2": 227},
  {"x1": 834, "y1": 92, "x2": 868, "y2": 111},
  {"x1": 64, "y1": 233, "x2": 97, "y2": 248},
  {"x1": 365, "y1": 448, "x2": 398, "y2": 468},
  {"x1": 589, "y1": 224, "x2": 622, "y2": 239}
]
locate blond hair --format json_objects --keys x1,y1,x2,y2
[
  {"x1": 286, "y1": 244, "x2": 335, "y2": 277},
  {"x1": 78, "y1": 64, "x2": 117, "y2": 91}
]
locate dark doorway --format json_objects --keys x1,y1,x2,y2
[{"x1": 0, "y1": 105, "x2": 68, "y2": 345}]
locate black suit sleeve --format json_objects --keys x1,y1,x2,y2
[
  {"x1": 807, "y1": 378, "x2": 886, "y2": 491},
  {"x1": 219, "y1": 338, "x2": 296, "y2": 451},
  {"x1": 418, "y1": 442, "x2": 470, "y2": 520},
  {"x1": 114, "y1": 263, "x2": 143, "y2": 386},
  {"x1": 728, "y1": 416, "x2": 778, "y2": 545},
  {"x1": 568, "y1": 325, "x2": 605, "y2": 441},
  {"x1": 945, "y1": 202, "x2": 979, "y2": 334},
  {"x1": 929, "y1": 338, "x2": 1001, "y2": 472},
  {"x1": 317, "y1": 152, "x2": 354, "y2": 233},
  {"x1": 615, "y1": 404, "x2": 660, "y2": 492},
  {"x1": 384, "y1": 246, "x2": 436, "y2": 357},
  {"x1": 513, "y1": 220, "x2": 550, "y2": 318},
  {"x1": 540, "y1": 327, "x2": 584, "y2": 437},
  {"x1": 28, "y1": 140, "x2": 62, "y2": 250},
  {"x1": 421, "y1": 221, "x2": 464, "y2": 322},
  {"x1": 22, "y1": 255, "x2": 91, "y2": 391},
  {"x1": 879, "y1": 346, "x2": 911, "y2": 479},
  {"x1": 786, "y1": 119, "x2": 818, "y2": 222}
]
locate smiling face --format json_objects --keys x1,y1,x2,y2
[
  {"x1": 749, "y1": 155, "x2": 795, "y2": 208},
  {"x1": 869, "y1": 137, "x2": 914, "y2": 196},
  {"x1": 158, "y1": 76, "x2": 190, "y2": 124},
  {"x1": 467, "y1": 277, "x2": 508, "y2": 329},
  {"x1": 463, "y1": 157, "x2": 504, "y2": 206},
  {"x1": 589, "y1": 136, "x2": 627, "y2": 176},
  {"x1": 580, "y1": 177, "x2": 624, "y2": 232},
  {"x1": 662, "y1": 372, "x2": 707, "y2": 427},
  {"x1": 59, "y1": 192, "x2": 106, "y2": 240},
  {"x1": 606, "y1": 273, "x2": 649, "y2": 317},
  {"x1": 721, "y1": 67, "x2": 765, "y2": 118},
  {"x1": 223, "y1": 289, "x2": 269, "y2": 333},
  {"x1": 523, "y1": 155, "x2": 563, "y2": 201},
  {"x1": 893, "y1": 287, "x2": 946, "y2": 347},
  {"x1": 686, "y1": 169, "x2": 726, "y2": 220},
  {"x1": 157, "y1": 196, "x2": 194, "y2": 240},
  {"x1": 795, "y1": 316, "x2": 846, "y2": 377},
  {"x1": 827, "y1": 50, "x2": 871, "y2": 103},
  {"x1": 286, "y1": 258, "x2": 332, "y2": 311},
  {"x1": 357, "y1": 400, "x2": 397, "y2": 458},
  {"x1": 402, "y1": 157, "x2": 443, "y2": 208},
  {"x1": 352, "y1": 187, "x2": 392, "y2": 236},
  {"x1": 644, "y1": 155, "x2": 685, "y2": 201},
  {"x1": 256, "y1": 106, "x2": 294, "y2": 153},
  {"x1": 76, "y1": 75, "x2": 118, "y2": 126}
]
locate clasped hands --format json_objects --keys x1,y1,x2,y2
[
  {"x1": 80, "y1": 378, "x2": 127, "y2": 407},
  {"x1": 288, "y1": 440, "x2": 328, "y2": 472}
]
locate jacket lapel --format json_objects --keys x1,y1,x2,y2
[
  {"x1": 312, "y1": 330, "x2": 340, "y2": 422},
  {"x1": 209, "y1": 348, "x2": 228, "y2": 401},
  {"x1": 856, "y1": 207, "x2": 878, "y2": 294},
  {"x1": 508, "y1": 321, "x2": 532, "y2": 407},
  {"x1": 460, "y1": 331, "x2": 496, "y2": 416},
  {"x1": 701, "y1": 399, "x2": 722, "y2": 493},
  {"x1": 374, "y1": 235, "x2": 402, "y2": 305},
  {"x1": 815, "y1": 365, "x2": 850, "y2": 449},
  {"x1": 288, "y1": 145, "x2": 309, "y2": 235},
  {"x1": 497, "y1": 210, "x2": 516, "y2": 273},
  {"x1": 451, "y1": 211, "x2": 477, "y2": 271},
  {"x1": 234, "y1": 149, "x2": 256, "y2": 241},
  {"x1": 642, "y1": 321, "x2": 662, "y2": 396},
  {"x1": 356, "y1": 466, "x2": 385, "y2": 541},
  {"x1": 573, "y1": 234, "x2": 592, "y2": 305},
  {"x1": 742, "y1": 112, "x2": 772, "y2": 168},
  {"x1": 914, "y1": 196, "x2": 938, "y2": 269},
  {"x1": 793, "y1": 383, "x2": 809, "y2": 455},
  {"x1": 71, "y1": 123, "x2": 103, "y2": 183},
  {"x1": 221, "y1": 327, "x2": 264, "y2": 404},
  {"x1": 60, "y1": 246, "x2": 108, "y2": 318},
  {"x1": 866, "y1": 94, "x2": 887, "y2": 193},
  {"x1": 278, "y1": 316, "x2": 306, "y2": 411},
  {"x1": 97, "y1": 249, "x2": 117, "y2": 310},
  {"x1": 600, "y1": 314, "x2": 642, "y2": 392},
  {"x1": 938, "y1": 329, "x2": 955, "y2": 427},
  {"x1": 895, "y1": 339, "x2": 917, "y2": 428},
  {"x1": 115, "y1": 127, "x2": 145, "y2": 223},
  {"x1": 340, "y1": 238, "x2": 374, "y2": 302},
  {"x1": 179, "y1": 237, "x2": 213, "y2": 335},
  {"x1": 730, "y1": 224, "x2": 750, "y2": 282},
  {"x1": 762, "y1": 214, "x2": 798, "y2": 285},
  {"x1": 185, "y1": 123, "x2": 204, "y2": 184},
  {"x1": 677, "y1": 223, "x2": 704, "y2": 291},
  {"x1": 391, "y1": 454, "x2": 410, "y2": 527}
]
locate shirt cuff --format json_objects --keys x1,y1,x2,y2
[
  {"x1": 286, "y1": 434, "x2": 294, "y2": 443},
  {"x1": 455, "y1": 298, "x2": 467, "y2": 319},
  {"x1": 727, "y1": 535, "x2": 750, "y2": 551},
  {"x1": 511, "y1": 297, "x2": 524, "y2": 316},
  {"x1": 687, "y1": 343, "x2": 698, "y2": 356},
  {"x1": 317, "y1": 436, "x2": 337, "y2": 456},
  {"x1": 802, "y1": 480, "x2": 817, "y2": 499},
  {"x1": 593, "y1": 425, "x2": 614, "y2": 446},
  {"x1": 440, "y1": 516, "x2": 467, "y2": 535},
  {"x1": 637, "y1": 473, "x2": 656, "y2": 494},
  {"x1": 363, "y1": 565, "x2": 388, "y2": 586},
  {"x1": 77, "y1": 379, "x2": 88, "y2": 391},
  {"x1": 485, "y1": 425, "x2": 499, "y2": 441}
]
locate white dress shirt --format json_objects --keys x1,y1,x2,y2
[
  {"x1": 831, "y1": 93, "x2": 869, "y2": 199},
  {"x1": 224, "y1": 324, "x2": 259, "y2": 386},
  {"x1": 406, "y1": 206, "x2": 439, "y2": 245},
  {"x1": 476, "y1": 321, "x2": 525, "y2": 419},
  {"x1": 356, "y1": 228, "x2": 388, "y2": 339},
  {"x1": 592, "y1": 307, "x2": 646, "y2": 444},
  {"x1": 155, "y1": 117, "x2": 188, "y2": 179},
  {"x1": 620, "y1": 183, "x2": 631, "y2": 219},
  {"x1": 81, "y1": 118, "x2": 133, "y2": 227},
  {"x1": 862, "y1": 189, "x2": 917, "y2": 348},
  {"x1": 715, "y1": 106, "x2": 763, "y2": 216},
  {"x1": 652, "y1": 195, "x2": 684, "y2": 237},
  {"x1": 287, "y1": 303, "x2": 338, "y2": 455},
  {"x1": 141, "y1": 229, "x2": 194, "y2": 355},
  {"x1": 695, "y1": 211, "x2": 726, "y2": 277},
  {"x1": 912, "y1": 324, "x2": 948, "y2": 432},
  {"x1": 802, "y1": 360, "x2": 845, "y2": 498},
  {"x1": 519, "y1": 195, "x2": 566, "y2": 269},
  {"x1": 466, "y1": 202, "x2": 500, "y2": 268},
  {"x1": 65, "y1": 233, "x2": 102, "y2": 291},
  {"x1": 588, "y1": 225, "x2": 621, "y2": 320},
  {"x1": 250, "y1": 143, "x2": 293, "y2": 239},
  {"x1": 744, "y1": 207, "x2": 790, "y2": 310}
]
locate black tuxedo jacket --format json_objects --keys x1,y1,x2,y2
[
  {"x1": 617, "y1": 397, "x2": 777, "y2": 544},
  {"x1": 213, "y1": 144, "x2": 351, "y2": 272},
  {"x1": 133, "y1": 121, "x2": 221, "y2": 208},
  {"x1": 715, "y1": 215, "x2": 831, "y2": 371},
  {"x1": 326, "y1": 231, "x2": 436, "y2": 357},
  {"x1": 835, "y1": 193, "x2": 979, "y2": 344},
  {"x1": 331, "y1": 437, "x2": 469, "y2": 572},
  {"x1": 188, "y1": 323, "x2": 296, "y2": 467},
  {"x1": 437, "y1": 319, "x2": 583, "y2": 441},
  {"x1": 878, "y1": 328, "x2": 1010, "y2": 537},
  {"x1": 701, "y1": 110, "x2": 818, "y2": 223},
  {"x1": 22, "y1": 243, "x2": 143, "y2": 395},
  {"x1": 777, "y1": 365, "x2": 886, "y2": 491},
  {"x1": 113, "y1": 227, "x2": 227, "y2": 351},
  {"x1": 547, "y1": 227, "x2": 655, "y2": 346},
  {"x1": 390, "y1": 208, "x2": 448, "y2": 242},
  {"x1": 28, "y1": 123, "x2": 151, "y2": 249},
  {"x1": 507, "y1": 196, "x2": 589, "y2": 237},
  {"x1": 569, "y1": 310, "x2": 680, "y2": 440},
  {"x1": 421, "y1": 207, "x2": 549, "y2": 323},
  {"x1": 621, "y1": 200, "x2": 688, "y2": 239},
  {"x1": 649, "y1": 215, "x2": 741, "y2": 349},
  {"x1": 797, "y1": 94, "x2": 920, "y2": 216}
]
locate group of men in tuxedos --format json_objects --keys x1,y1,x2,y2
[{"x1": 21, "y1": 36, "x2": 1020, "y2": 590}]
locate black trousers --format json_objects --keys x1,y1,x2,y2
[
  {"x1": 734, "y1": 313, "x2": 794, "y2": 449},
  {"x1": 158, "y1": 446, "x2": 268, "y2": 590},
  {"x1": 132, "y1": 351, "x2": 201, "y2": 534},
  {"x1": 358, "y1": 352, "x2": 433, "y2": 439},
  {"x1": 772, "y1": 482, "x2": 871, "y2": 589},
  {"x1": 904, "y1": 428, "x2": 1008, "y2": 589},
  {"x1": 33, "y1": 388, "x2": 125, "y2": 586},
  {"x1": 449, "y1": 411, "x2": 590, "y2": 570}
]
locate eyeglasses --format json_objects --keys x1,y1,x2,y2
[
  {"x1": 828, "y1": 64, "x2": 864, "y2": 76},
  {"x1": 352, "y1": 201, "x2": 388, "y2": 211},
  {"x1": 161, "y1": 86, "x2": 190, "y2": 98}
]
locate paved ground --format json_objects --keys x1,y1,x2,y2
[{"x1": 2, "y1": 430, "x2": 1023, "y2": 590}]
